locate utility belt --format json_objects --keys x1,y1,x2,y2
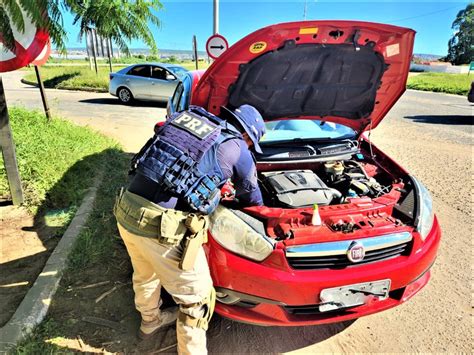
[{"x1": 114, "y1": 188, "x2": 209, "y2": 270}]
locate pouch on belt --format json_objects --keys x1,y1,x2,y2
[{"x1": 180, "y1": 214, "x2": 209, "y2": 271}]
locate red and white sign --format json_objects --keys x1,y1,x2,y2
[
  {"x1": 0, "y1": 5, "x2": 49, "y2": 73},
  {"x1": 32, "y1": 41, "x2": 52, "y2": 66},
  {"x1": 206, "y1": 34, "x2": 229, "y2": 60}
]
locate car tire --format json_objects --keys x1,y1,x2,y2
[{"x1": 117, "y1": 87, "x2": 133, "y2": 104}]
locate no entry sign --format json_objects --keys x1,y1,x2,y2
[
  {"x1": 206, "y1": 34, "x2": 229, "y2": 60},
  {"x1": 0, "y1": 6, "x2": 49, "y2": 72}
]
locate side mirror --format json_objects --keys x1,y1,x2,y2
[{"x1": 166, "y1": 74, "x2": 176, "y2": 81}]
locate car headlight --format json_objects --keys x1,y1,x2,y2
[
  {"x1": 412, "y1": 176, "x2": 434, "y2": 241},
  {"x1": 209, "y1": 205, "x2": 274, "y2": 261}
]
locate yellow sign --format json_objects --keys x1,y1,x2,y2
[
  {"x1": 299, "y1": 27, "x2": 318, "y2": 35},
  {"x1": 249, "y1": 41, "x2": 267, "y2": 54}
]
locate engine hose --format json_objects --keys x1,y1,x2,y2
[
  {"x1": 329, "y1": 188, "x2": 343, "y2": 203},
  {"x1": 346, "y1": 160, "x2": 371, "y2": 180}
]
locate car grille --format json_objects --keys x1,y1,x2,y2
[{"x1": 286, "y1": 232, "x2": 412, "y2": 270}]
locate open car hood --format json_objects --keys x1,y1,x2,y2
[{"x1": 193, "y1": 21, "x2": 415, "y2": 133}]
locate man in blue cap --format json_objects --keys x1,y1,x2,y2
[{"x1": 114, "y1": 104, "x2": 265, "y2": 354}]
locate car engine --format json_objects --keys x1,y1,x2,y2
[{"x1": 259, "y1": 159, "x2": 387, "y2": 208}]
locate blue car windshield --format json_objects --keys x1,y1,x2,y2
[
  {"x1": 169, "y1": 67, "x2": 188, "y2": 79},
  {"x1": 262, "y1": 119, "x2": 356, "y2": 143}
]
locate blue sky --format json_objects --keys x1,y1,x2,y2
[{"x1": 61, "y1": 0, "x2": 470, "y2": 56}]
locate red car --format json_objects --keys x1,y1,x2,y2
[{"x1": 166, "y1": 21, "x2": 440, "y2": 326}]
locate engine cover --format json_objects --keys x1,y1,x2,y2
[{"x1": 261, "y1": 170, "x2": 335, "y2": 208}]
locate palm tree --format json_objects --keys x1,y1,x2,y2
[
  {"x1": 0, "y1": 0, "x2": 67, "y2": 53},
  {"x1": 0, "y1": 0, "x2": 163, "y2": 56},
  {"x1": 67, "y1": 0, "x2": 162, "y2": 55}
]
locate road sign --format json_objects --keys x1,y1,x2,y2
[
  {"x1": 32, "y1": 41, "x2": 52, "y2": 66},
  {"x1": 206, "y1": 34, "x2": 229, "y2": 60},
  {"x1": 469, "y1": 61, "x2": 474, "y2": 75},
  {"x1": 0, "y1": 6, "x2": 49, "y2": 72}
]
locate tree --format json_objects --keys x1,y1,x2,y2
[
  {"x1": 445, "y1": 3, "x2": 474, "y2": 65},
  {"x1": 0, "y1": 0, "x2": 163, "y2": 55},
  {"x1": 0, "y1": 0, "x2": 67, "y2": 53},
  {"x1": 66, "y1": 0, "x2": 163, "y2": 56}
]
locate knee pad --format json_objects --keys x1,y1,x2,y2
[{"x1": 178, "y1": 287, "x2": 216, "y2": 330}]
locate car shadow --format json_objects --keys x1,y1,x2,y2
[
  {"x1": 207, "y1": 316, "x2": 355, "y2": 353},
  {"x1": 79, "y1": 98, "x2": 167, "y2": 108},
  {"x1": 404, "y1": 115, "x2": 473, "y2": 125}
]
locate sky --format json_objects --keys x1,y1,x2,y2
[{"x1": 61, "y1": 0, "x2": 470, "y2": 56}]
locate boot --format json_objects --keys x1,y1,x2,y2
[{"x1": 138, "y1": 307, "x2": 178, "y2": 340}]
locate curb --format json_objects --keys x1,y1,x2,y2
[
  {"x1": 0, "y1": 171, "x2": 104, "y2": 352},
  {"x1": 20, "y1": 78, "x2": 107, "y2": 93}
]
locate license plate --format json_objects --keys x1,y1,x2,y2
[{"x1": 319, "y1": 279, "x2": 391, "y2": 313}]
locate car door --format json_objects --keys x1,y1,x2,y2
[
  {"x1": 167, "y1": 74, "x2": 192, "y2": 117},
  {"x1": 126, "y1": 65, "x2": 151, "y2": 99},
  {"x1": 150, "y1": 66, "x2": 179, "y2": 100}
]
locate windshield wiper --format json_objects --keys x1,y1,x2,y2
[
  {"x1": 261, "y1": 137, "x2": 355, "y2": 146},
  {"x1": 261, "y1": 137, "x2": 333, "y2": 146}
]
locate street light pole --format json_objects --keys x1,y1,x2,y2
[{"x1": 213, "y1": 0, "x2": 219, "y2": 34}]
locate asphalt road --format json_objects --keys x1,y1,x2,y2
[{"x1": 2, "y1": 69, "x2": 472, "y2": 352}]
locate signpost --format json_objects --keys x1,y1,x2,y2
[
  {"x1": 206, "y1": 34, "x2": 229, "y2": 60},
  {"x1": 0, "y1": 4, "x2": 51, "y2": 205},
  {"x1": 193, "y1": 35, "x2": 199, "y2": 70}
]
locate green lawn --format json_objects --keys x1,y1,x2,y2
[
  {"x1": 2, "y1": 108, "x2": 131, "y2": 353},
  {"x1": 0, "y1": 107, "x2": 120, "y2": 212},
  {"x1": 406, "y1": 73, "x2": 472, "y2": 96},
  {"x1": 23, "y1": 66, "x2": 120, "y2": 92}
]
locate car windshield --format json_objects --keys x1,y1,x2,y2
[
  {"x1": 169, "y1": 67, "x2": 188, "y2": 79},
  {"x1": 262, "y1": 119, "x2": 356, "y2": 143}
]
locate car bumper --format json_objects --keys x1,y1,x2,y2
[
  {"x1": 109, "y1": 81, "x2": 118, "y2": 96},
  {"x1": 206, "y1": 217, "x2": 441, "y2": 326}
]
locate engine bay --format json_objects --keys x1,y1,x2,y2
[{"x1": 259, "y1": 158, "x2": 389, "y2": 209}]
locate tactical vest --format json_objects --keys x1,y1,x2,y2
[{"x1": 131, "y1": 106, "x2": 241, "y2": 214}]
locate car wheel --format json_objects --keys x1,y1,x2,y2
[{"x1": 118, "y1": 87, "x2": 133, "y2": 104}]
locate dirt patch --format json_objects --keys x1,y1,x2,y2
[{"x1": 0, "y1": 206, "x2": 62, "y2": 327}]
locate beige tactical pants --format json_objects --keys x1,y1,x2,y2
[{"x1": 118, "y1": 223, "x2": 213, "y2": 355}]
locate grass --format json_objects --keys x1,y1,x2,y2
[
  {"x1": 2, "y1": 108, "x2": 130, "y2": 352},
  {"x1": 14, "y1": 319, "x2": 66, "y2": 354},
  {"x1": 23, "y1": 66, "x2": 120, "y2": 92},
  {"x1": 66, "y1": 147, "x2": 129, "y2": 269},
  {"x1": 0, "y1": 107, "x2": 119, "y2": 213},
  {"x1": 12, "y1": 129, "x2": 131, "y2": 354},
  {"x1": 23, "y1": 60, "x2": 209, "y2": 92},
  {"x1": 406, "y1": 73, "x2": 472, "y2": 95}
]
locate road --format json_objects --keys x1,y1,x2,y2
[{"x1": 2, "y1": 69, "x2": 472, "y2": 352}]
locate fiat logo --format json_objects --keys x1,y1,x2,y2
[{"x1": 347, "y1": 242, "x2": 365, "y2": 263}]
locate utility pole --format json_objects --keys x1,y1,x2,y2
[
  {"x1": 213, "y1": 0, "x2": 219, "y2": 34},
  {"x1": 303, "y1": 0, "x2": 307, "y2": 20},
  {"x1": 193, "y1": 35, "x2": 199, "y2": 70}
]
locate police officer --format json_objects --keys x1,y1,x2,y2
[{"x1": 114, "y1": 104, "x2": 266, "y2": 354}]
